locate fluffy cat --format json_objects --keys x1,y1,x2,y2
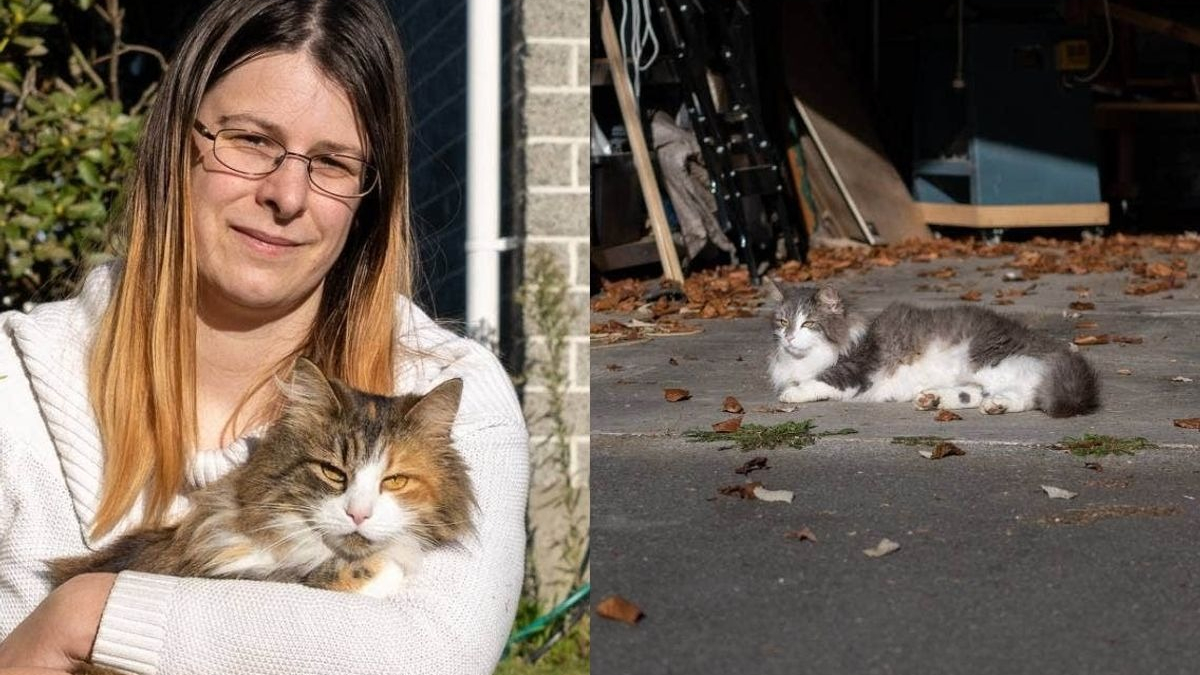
[
  {"x1": 766, "y1": 282, "x2": 1100, "y2": 417},
  {"x1": 49, "y1": 358, "x2": 475, "y2": 601}
]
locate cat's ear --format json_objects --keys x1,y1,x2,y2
[
  {"x1": 761, "y1": 276, "x2": 785, "y2": 305},
  {"x1": 816, "y1": 285, "x2": 843, "y2": 313},
  {"x1": 403, "y1": 378, "x2": 463, "y2": 439},
  {"x1": 280, "y1": 357, "x2": 342, "y2": 419}
]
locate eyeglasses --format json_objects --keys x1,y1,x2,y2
[{"x1": 193, "y1": 121, "x2": 379, "y2": 198}]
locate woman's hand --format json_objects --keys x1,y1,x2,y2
[{"x1": 0, "y1": 573, "x2": 116, "y2": 672}]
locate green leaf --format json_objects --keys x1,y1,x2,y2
[
  {"x1": 76, "y1": 159, "x2": 98, "y2": 187},
  {"x1": 25, "y1": 2, "x2": 57, "y2": 24},
  {"x1": 64, "y1": 200, "x2": 105, "y2": 221}
]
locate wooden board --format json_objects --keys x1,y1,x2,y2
[
  {"x1": 597, "y1": 0, "x2": 684, "y2": 282},
  {"x1": 800, "y1": 136, "x2": 863, "y2": 242},
  {"x1": 781, "y1": 2, "x2": 930, "y2": 245},
  {"x1": 917, "y1": 202, "x2": 1110, "y2": 228}
]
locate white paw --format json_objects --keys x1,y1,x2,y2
[
  {"x1": 779, "y1": 384, "x2": 827, "y2": 404},
  {"x1": 915, "y1": 391, "x2": 941, "y2": 411},
  {"x1": 980, "y1": 397, "x2": 1009, "y2": 415}
]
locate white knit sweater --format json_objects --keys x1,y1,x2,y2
[{"x1": 0, "y1": 266, "x2": 529, "y2": 675}]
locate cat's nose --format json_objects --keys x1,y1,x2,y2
[{"x1": 346, "y1": 508, "x2": 372, "y2": 526}]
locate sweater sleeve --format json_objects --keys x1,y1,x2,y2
[{"x1": 90, "y1": 339, "x2": 530, "y2": 675}]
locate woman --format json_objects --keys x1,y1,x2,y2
[{"x1": 0, "y1": 0, "x2": 528, "y2": 673}]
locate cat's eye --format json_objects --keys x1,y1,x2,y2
[
  {"x1": 382, "y1": 474, "x2": 410, "y2": 491},
  {"x1": 317, "y1": 463, "x2": 346, "y2": 484},
  {"x1": 777, "y1": 318, "x2": 789, "y2": 327},
  {"x1": 801, "y1": 321, "x2": 816, "y2": 328}
]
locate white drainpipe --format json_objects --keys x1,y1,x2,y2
[{"x1": 465, "y1": 0, "x2": 513, "y2": 350}]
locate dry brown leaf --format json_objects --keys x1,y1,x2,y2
[
  {"x1": 605, "y1": 364, "x2": 624, "y2": 371},
  {"x1": 919, "y1": 266, "x2": 957, "y2": 279},
  {"x1": 668, "y1": 357, "x2": 678, "y2": 366},
  {"x1": 960, "y1": 290, "x2": 982, "y2": 302},
  {"x1": 712, "y1": 416, "x2": 744, "y2": 433},
  {"x1": 1173, "y1": 418, "x2": 1200, "y2": 430},
  {"x1": 784, "y1": 527, "x2": 818, "y2": 542},
  {"x1": 596, "y1": 596, "x2": 645, "y2": 625},
  {"x1": 935, "y1": 410, "x2": 962, "y2": 422},
  {"x1": 920, "y1": 442, "x2": 966, "y2": 459},
  {"x1": 734, "y1": 457, "x2": 769, "y2": 475},
  {"x1": 1074, "y1": 334, "x2": 1110, "y2": 346},
  {"x1": 1069, "y1": 301, "x2": 1096, "y2": 311},
  {"x1": 1111, "y1": 336, "x2": 1144, "y2": 344},
  {"x1": 722, "y1": 396, "x2": 745, "y2": 414},
  {"x1": 993, "y1": 299, "x2": 1014, "y2": 306},
  {"x1": 718, "y1": 481, "x2": 761, "y2": 499},
  {"x1": 663, "y1": 388, "x2": 691, "y2": 402},
  {"x1": 1075, "y1": 321, "x2": 1099, "y2": 330}
]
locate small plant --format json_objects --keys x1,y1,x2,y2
[
  {"x1": 1056, "y1": 434, "x2": 1156, "y2": 457},
  {"x1": 685, "y1": 420, "x2": 856, "y2": 451},
  {"x1": 891, "y1": 435, "x2": 950, "y2": 447}
]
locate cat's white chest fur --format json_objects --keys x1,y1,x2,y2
[{"x1": 358, "y1": 560, "x2": 407, "y2": 598}]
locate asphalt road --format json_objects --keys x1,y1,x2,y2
[{"x1": 591, "y1": 250, "x2": 1200, "y2": 675}]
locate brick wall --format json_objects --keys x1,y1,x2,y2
[{"x1": 520, "y1": 0, "x2": 590, "y2": 606}]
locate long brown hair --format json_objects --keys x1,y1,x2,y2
[{"x1": 88, "y1": 0, "x2": 413, "y2": 538}]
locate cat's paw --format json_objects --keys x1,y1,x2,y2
[
  {"x1": 914, "y1": 391, "x2": 941, "y2": 411},
  {"x1": 980, "y1": 396, "x2": 1009, "y2": 415},
  {"x1": 779, "y1": 383, "x2": 830, "y2": 404}
]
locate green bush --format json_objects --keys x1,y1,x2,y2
[{"x1": 0, "y1": 0, "x2": 148, "y2": 308}]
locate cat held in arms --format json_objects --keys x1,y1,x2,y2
[
  {"x1": 766, "y1": 281, "x2": 1100, "y2": 417},
  {"x1": 49, "y1": 358, "x2": 475, "y2": 600}
]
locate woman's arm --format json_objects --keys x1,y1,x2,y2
[
  {"x1": 0, "y1": 574, "x2": 115, "y2": 672},
  {"x1": 90, "y1": 418, "x2": 528, "y2": 675}
]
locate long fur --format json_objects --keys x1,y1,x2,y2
[
  {"x1": 766, "y1": 282, "x2": 1100, "y2": 417},
  {"x1": 49, "y1": 359, "x2": 475, "y2": 592}
]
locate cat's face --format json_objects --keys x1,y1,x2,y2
[
  {"x1": 237, "y1": 360, "x2": 473, "y2": 562},
  {"x1": 774, "y1": 286, "x2": 846, "y2": 355}
]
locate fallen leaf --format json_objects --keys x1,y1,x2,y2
[
  {"x1": 668, "y1": 357, "x2": 678, "y2": 366},
  {"x1": 753, "y1": 486, "x2": 794, "y2": 503},
  {"x1": 935, "y1": 410, "x2": 962, "y2": 422},
  {"x1": 718, "y1": 482, "x2": 761, "y2": 499},
  {"x1": 1117, "y1": 369, "x2": 1132, "y2": 375},
  {"x1": 712, "y1": 416, "x2": 743, "y2": 433},
  {"x1": 596, "y1": 596, "x2": 645, "y2": 625},
  {"x1": 918, "y1": 266, "x2": 957, "y2": 279},
  {"x1": 1173, "y1": 418, "x2": 1200, "y2": 430},
  {"x1": 1172, "y1": 376, "x2": 1194, "y2": 383},
  {"x1": 1084, "y1": 462, "x2": 1103, "y2": 471},
  {"x1": 734, "y1": 456, "x2": 770, "y2": 475},
  {"x1": 931, "y1": 441, "x2": 965, "y2": 459},
  {"x1": 1069, "y1": 301, "x2": 1096, "y2": 311},
  {"x1": 784, "y1": 527, "x2": 817, "y2": 542},
  {"x1": 664, "y1": 388, "x2": 691, "y2": 402},
  {"x1": 1111, "y1": 336, "x2": 1144, "y2": 344},
  {"x1": 1073, "y1": 334, "x2": 1110, "y2": 346},
  {"x1": 605, "y1": 364, "x2": 624, "y2": 371},
  {"x1": 863, "y1": 538, "x2": 901, "y2": 558},
  {"x1": 1042, "y1": 485, "x2": 1078, "y2": 500},
  {"x1": 1074, "y1": 321, "x2": 1099, "y2": 330},
  {"x1": 960, "y1": 290, "x2": 982, "y2": 302},
  {"x1": 722, "y1": 396, "x2": 745, "y2": 414}
]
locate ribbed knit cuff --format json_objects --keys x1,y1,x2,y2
[{"x1": 90, "y1": 571, "x2": 180, "y2": 675}]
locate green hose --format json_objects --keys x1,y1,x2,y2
[{"x1": 505, "y1": 583, "x2": 591, "y2": 653}]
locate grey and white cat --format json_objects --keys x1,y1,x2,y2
[
  {"x1": 766, "y1": 282, "x2": 1100, "y2": 417},
  {"x1": 49, "y1": 359, "x2": 474, "y2": 599}
]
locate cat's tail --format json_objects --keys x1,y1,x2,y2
[
  {"x1": 46, "y1": 526, "x2": 179, "y2": 588},
  {"x1": 1038, "y1": 349, "x2": 1101, "y2": 418}
]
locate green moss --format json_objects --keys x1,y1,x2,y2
[
  {"x1": 891, "y1": 436, "x2": 950, "y2": 447},
  {"x1": 1056, "y1": 434, "x2": 1157, "y2": 457},
  {"x1": 684, "y1": 420, "x2": 856, "y2": 451}
]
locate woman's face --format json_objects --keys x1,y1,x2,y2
[{"x1": 191, "y1": 51, "x2": 365, "y2": 325}]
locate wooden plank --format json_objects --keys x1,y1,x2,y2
[
  {"x1": 597, "y1": 0, "x2": 684, "y2": 282},
  {"x1": 1105, "y1": 2, "x2": 1200, "y2": 49},
  {"x1": 800, "y1": 136, "x2": 863, "y2": 242},
  {"x1": 917, "y1": 202, "x2": 1110, "y2": 228},
  {"x1": 784, "y1": 144, "x2": 815, "y2": 235},
  {"x1": 781, "y1": 2, "x2": 931, "y2": 245}
]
